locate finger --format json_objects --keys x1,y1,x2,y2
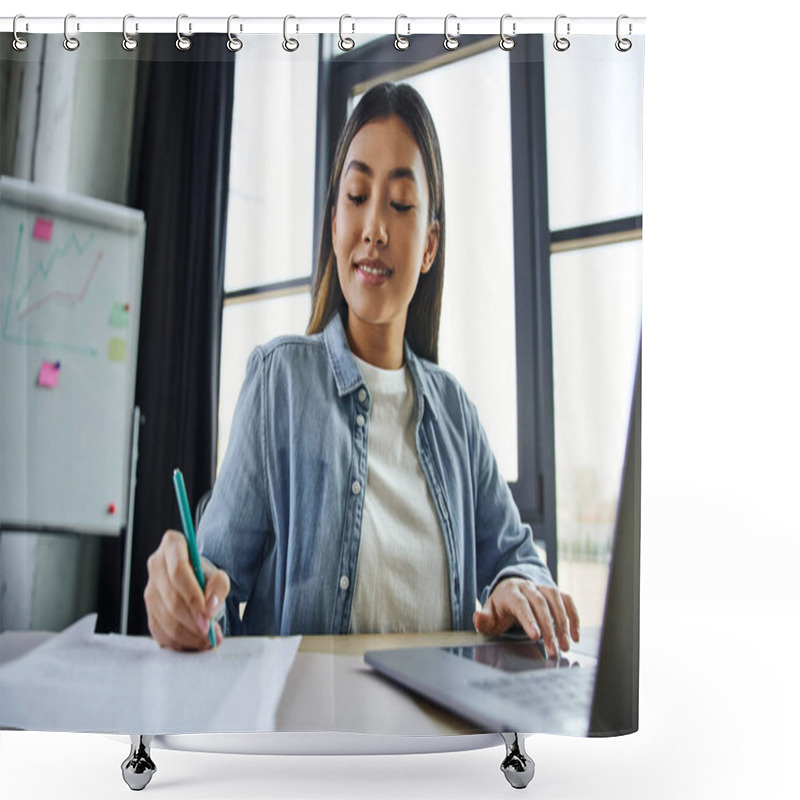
[
  {"x1": 149, "y1": 571, "x2": 214, "y2": 650},
  {"x1": 540, "y1": 587, "x2": 571, "y2": 652},
  {"x1": 562, "y1": 592, "x2": 581, "y2": 643},
  {"x1": 162, "y1": 530, "x2": 210, "y2": 633},
  {"x1": 476, "y1": 586, "x2": 543, "y2": 644},
  {"x1": 203, "y1": 567, "x2": 231, "y2": 620},
  {"x1": 147, "y1": 599, "x2": 209, "y2": 651},
  {"x1": 473, "y1": 593, "x2": 523, "y2": 637},
  {"x1": 146, "y1": 545, "x2": 209, "y2": 643},
  {"x1": 519, "y1": 584, "x2": 558, "y2": 657},
  {"x1": 505, "y1": 589, "x2": 545, "y2": 644}
]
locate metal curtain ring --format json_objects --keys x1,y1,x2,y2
[
  {"x1": 176, "y1": 14, "x2": 192, "y2": 51},
  {"x1": 553, "y1": 14, "x2": 570, "y2": 51},
  {"x1": 12, "y1": 15, "x2": 28, "y2": 51},
  {"x1": 63, "y1": 13, "x2": 80, "y2": 51},
  {"x1": 283, "y1": 15, "x2": 299, "y2": 52},
  {"x1": 615, "y1": 15, "x2": 632, "y2": 51},
  {"x1": 227, "y1": 15, "x2": 243, "y2": 51},
  {"x1": 338, "y1": 15, "x2": 355, "y2": 51},
  {"x1": 499, "y1": 13, "x2": 515, "y2": 50},
  {"x1": 122, "y1": 15, "x2": 138, "y2": 51},
  {"x1": 394, "y1": 15, "x2": 410, "y2": 50},
  {"x1": 444, "y1": 14, "x2": 460, "y2": 51}
]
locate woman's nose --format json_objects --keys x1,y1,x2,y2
[{"x1": 362, "y1": 202, "x2": 387, "y2": 247}]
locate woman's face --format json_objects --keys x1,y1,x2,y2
[{"x1": 332, "y1": 114, "x2": 439, "y2": 343}]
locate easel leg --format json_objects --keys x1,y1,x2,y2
[
  {"x1": 121, "y1": 735, "x2": 156, "y2": 790},
  {"x1": 500, "y1": 733, "x2": 535, "y2": 789}
]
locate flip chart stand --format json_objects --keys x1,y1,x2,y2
[
  {"x1": 119, "y1": 406, "x2": 142, "y2": 634},
  {"x1": 120, "y1": 732, "x2": 535, "y2": 790}
]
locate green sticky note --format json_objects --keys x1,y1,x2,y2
[
  {"x1": 108, "y1": 337, "x2": 126, "y2": 362},
  {"x1": 110, "y1": 302, "x2": 130, "y2": 328}
]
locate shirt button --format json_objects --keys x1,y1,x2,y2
[
  {"x1": 356, "y1": 414, "x2": 365, "y2": 427},
  {"x1": 352, "y1": 480, "x2": 361, "y2": 494},
  {"x1": 339, "y1": 575, "x2": 350, "y2": 591},
  {"x1": 358, "y1": 388, "x2": 367, "y2": 403}
]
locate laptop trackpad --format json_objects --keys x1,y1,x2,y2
[{"x1": 440, "y1": 641, "x2": 558, "y2": 673}]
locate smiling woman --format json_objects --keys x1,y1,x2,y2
[{"x1": 145, "y1": 81, "x2": 579, "y2": 659}]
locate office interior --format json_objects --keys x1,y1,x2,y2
[{"x1": 0, "y1": 31, "x2": 642, "y2": 637}]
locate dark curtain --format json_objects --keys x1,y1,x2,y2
[{"x1": 121, "y1": 35, "x2": 235, "y2": 635}]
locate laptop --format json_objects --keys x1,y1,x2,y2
[{"x1": 365, "y1": 344, "x2": 641, "y2": 736}]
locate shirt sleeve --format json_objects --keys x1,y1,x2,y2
[
  {"x1": 197, "y1": 348, "x2": 272, "y2": 635},
  {"x1": 467, "y1": 395, "x2": 557, "y2": 607}
]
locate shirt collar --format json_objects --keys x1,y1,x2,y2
[{"x1": 322, "y1": 312, "x2": 438, "y2": 422}]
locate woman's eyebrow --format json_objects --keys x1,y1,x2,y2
[{"x1": 345, "y1": 160, "x2": 417, "y2": 184}]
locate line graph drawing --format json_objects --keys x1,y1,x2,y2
[
  {"x1": 14, "y1": 227, "x2": 96, "y2": 313},
  {"x1": 16, "y1": 250, "x2": 104, "y2": 320},
  {"x1": 2, "y1": 221, "x2": 102, "y2": 355}
]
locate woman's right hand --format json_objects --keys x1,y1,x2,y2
[{"x1": 144, "y1": 529, "x2": 230, "y2": 651}]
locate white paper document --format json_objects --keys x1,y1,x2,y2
[{"x1": 0, "y1": 615, "x2": 301, "y2": 734}]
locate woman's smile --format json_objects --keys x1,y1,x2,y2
[{"x1": 355, "y1": 258, "x2": 393, "y2": 285}]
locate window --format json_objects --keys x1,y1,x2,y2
[
  {"x1": 218, "y1": 39, "x2": 319, "y2": 469},
  {"x1": 544, "y1": 37, "x2": 644, "y2": 626}
]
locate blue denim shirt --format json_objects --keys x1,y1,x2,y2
[{"x1": 198, "y1": 312, "x2": 555, "y2": 636}]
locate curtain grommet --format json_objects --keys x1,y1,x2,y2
[
  {"x1": 444, "y1": 14, "x2": 460, "y2": 51},
  {"x1": 553, "y1": 14, "x2": 570, "y2": 52},
  {"x1": 122, "y1": 14, "x2": 138, "y2": 51},
  {"x1": 338, "y1": 15, "x2": 355, "y2": 51},
  {"x1": 227, "y1": 15, "x2": 243, "y2": 52},
  {"x1": 499, "y1": 14, "x2": 515, "y2": 51},
  {"x1": 176, "y1": 14, "x2": 191, "y2": 51},
  {"x1": 394, "y1": 15, "x2": 410, "y2": 50},
  {"x1": 283, "y1": 15, "x2": 299, "y2": 52},
  {"x1": 63, "y1": 13, "x2": 80, "y2": 51},
  {"x1": 12, "y1": 15, "x2": 29, "y2": 51}
]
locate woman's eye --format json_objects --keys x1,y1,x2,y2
[
  {"x1": 347, "y1": 194, "x2": 366, "y2": 205},
  {"x1": 391, "y1": 202, "x2": 413, "y2": 212}
]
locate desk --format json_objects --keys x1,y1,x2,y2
[{"x1": 279, "y1": 630, "x2": 497, "y2": 736}]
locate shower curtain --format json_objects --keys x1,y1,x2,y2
[{"x1": 0, "y1": 19, "x2": 643, "y2": 743}]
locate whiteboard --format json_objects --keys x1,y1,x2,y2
[{"x1": 0, "y1": 176, "x2": 145, "y2": 536}]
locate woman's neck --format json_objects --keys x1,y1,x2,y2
[{"x1": 345, "y1": 314, "x2": 405, "y2": 370}]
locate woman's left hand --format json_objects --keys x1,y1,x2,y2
[{"x1": 473, "y1": 577, "x2": 580, "y2": 658}]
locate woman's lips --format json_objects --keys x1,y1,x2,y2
[{"x1": 354, "y1": 261, "x2": 392, "y2": 286}]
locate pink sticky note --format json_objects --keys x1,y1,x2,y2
[
  {"x1": 33, "y1": 217, "x2": 54, "y2": 242},
  {"x1": 37, "y1": 361, "x2": 60, "y2": 388}
]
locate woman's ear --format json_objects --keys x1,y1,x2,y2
[
  {"x1": 331, "y1": 203, "x2": 337, "y2": 240},
  {"x1": 421, "y1": 219, "x2": 440, "y2": 274}
]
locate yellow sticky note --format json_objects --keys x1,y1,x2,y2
[{"x1": 108, "y1": 337, "x2": 126, "y2": 362}]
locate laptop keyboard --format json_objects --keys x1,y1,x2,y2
[{"x1": 467, "y1": 665, "x2": 596, "y2": 711}]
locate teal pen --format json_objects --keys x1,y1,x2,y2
[{"x1": 172, "y1": 469, "x2": 217, "y2": 649}]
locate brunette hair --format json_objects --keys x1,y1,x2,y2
[{"x1": 306, "y1": 82, "x2": 445, "y2": 363}]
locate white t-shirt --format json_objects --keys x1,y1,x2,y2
[{"x1": 349, "y1": 354, "x2": 452, "y2": 634}]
